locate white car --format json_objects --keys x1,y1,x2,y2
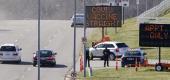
[
  {"x1": 71, "y1": 13, "x2": 84, "y2": 27},
  {"x1": 0, "y1": 44, "x2": 22, "y2": 63},
  {"x1": 89, "y1": 41, "x2": 129, "y2": 60}
]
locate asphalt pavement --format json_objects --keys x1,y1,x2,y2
[{"x1": 0, "y1": 20, "x2": 93, "y2": 80}]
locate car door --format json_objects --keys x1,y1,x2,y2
[{"x1": 93, "y1": 44, "x2": 105, "y2": 57}]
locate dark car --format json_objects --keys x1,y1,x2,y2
[
  {"x1": 33, "y1": 50, "x2": 57, "y2": 67},
  {"x1": 121, "y1": 48, "x2": 146, "y2": 67}
]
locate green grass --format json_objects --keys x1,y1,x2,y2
[
  {"x1": 87, "y1": 13, "x2": 170, "y2": 60},
  {"x1": 78, "y1": 67, "x2": 170, "y2": 80}
]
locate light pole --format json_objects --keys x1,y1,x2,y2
[
  {"x1": 37, "y1": 0, "x2": 41, "y2": 80},
  {"x1": 72, "y1": 0, "x2": 77, "y2": 79},
  {"x1": 136, "y1": 0, "x2": 139, "y2": 17},
  {"x1": 145, "y1": 0, "x2": 148, "y2": 11},
  {"x1": 83, "y1": 0, "x2": 87, "y2": 77}
]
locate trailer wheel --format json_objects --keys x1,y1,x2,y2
[{"x1": 155, "y1": 64, "x2": 163, "y2": 71}]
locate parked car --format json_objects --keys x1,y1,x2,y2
[
  {"x1": 0, "y1": 43, "x2": 22, "y2": 63},
  {"x1": 71, "y1": 13, "x2": 84, "y2": 27},
  {"x1": 121, "y1": 48, "x2": 147, "y2": 67},
  {"x1": 89, "y1": 41, "x2": 129, "y2": 60},
  {"x1": 33, "y1": 50, "x2": 57, "y2": 67}
]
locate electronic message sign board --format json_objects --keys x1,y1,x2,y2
[
  {"x1": 85, "y1": 6, "x2": 122, "y2": 28},
  {"x1": 139, "y1": 23, "x2": 170, "y2": 47}
]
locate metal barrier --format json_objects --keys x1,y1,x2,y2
[
  {"x1": 138, "y1": 0, "x2": 170, "y2": 17},
  {"x1": 138, "y1": 0, "x2": 170, "y2": 23}
]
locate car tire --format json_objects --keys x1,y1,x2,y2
[
  {"x1": 155, "y1": 63, "x2": 163, "y2": 71},
  {"x1": 109, "y1": 53, "x2": 116, "y2": 60},
  {"x1": 33, "y1": 63, "x2": 36, "y2": 67},
  {"x1": 16, "y1": 60, "x2": 21, "y2": 64},
  {"x1": 1, "y1": 61, "x2": 4, "y2": 64},
  {"x1": 52, "y1": 63, "x2": 56, "y2": 67},
  {"x1": 121, "y1": 62, "x2": 125, "y2": 67}
]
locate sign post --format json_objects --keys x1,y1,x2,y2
[
  {"x1": 37, "y1": 0, "x2": 41, "y2": 80},
  {"x1": 72, "y1": 0, "x2": 77, "y2": 79},
  {"x1": 83, "y1": 0, "x2": 87, "y2": 77}
]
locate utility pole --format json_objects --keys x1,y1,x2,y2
[
  {"x1": 37, "y1": 0, "x2": 41, "y2": 80},
  {"x1": 145, "y1": 0, "x2": 148, "y2": 11},
  {"x1": 83, "y1": 0, "x2": 87, "y2": 77},
  {"x1": 136, "y1": 0, "x2": 139, "y2": 17},
  {"x1": 72, "y1": 0, "x2": 77, "y2": 79}
]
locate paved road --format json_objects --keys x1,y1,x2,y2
[{"x1": 0, "y1": 20, "x2": 92, "y2": 80}]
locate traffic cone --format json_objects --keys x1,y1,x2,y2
[
  {"x1": 116, "y1": 56, "x2": 118, "y2": 71},
  {"x1": 80, "y1": 55, "x2": 84, "y2": 72},
  {"x1": 144, "y1": 57, "x2": 148, "y2": 67}
]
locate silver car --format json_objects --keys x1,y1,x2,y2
[
  {"x1": 89, "y1": 41, "x2": 129, "y2": 60},
  {"x1": 71, "y1": 13, "x2": 84, "y2": 27}
]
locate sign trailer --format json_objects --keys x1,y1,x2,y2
[{"x1": 139, "y1": 23, "x2": 170, "y2": 71}]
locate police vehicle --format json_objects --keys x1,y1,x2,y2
[{"x1": 121, "y1": 48, "x2": 146, "y2": 67}]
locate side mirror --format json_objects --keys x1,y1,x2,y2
[
  {"x1": 54, "y1": 52, "x2": 57, "y2": 55},
  {"x1": 19, "y1": 48, "x2": 22, "y2": 51}
]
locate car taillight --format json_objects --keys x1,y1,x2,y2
[
  {"x1": 48, "y1": 56, "x2": 54, "y2": 60},
  {"x1": 116, "y1": 48, "x2": 119, "y2": 52},
  {"x1": 13, "y1": 53, "x2": 18, "y2": 56}
]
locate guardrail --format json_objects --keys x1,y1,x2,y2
[
  {"x1": 139, "y1": 0, "x2": 170, "y2": 17},
  {"x1": 138, "y1": 0, "x2": 170, "y2": 23}
]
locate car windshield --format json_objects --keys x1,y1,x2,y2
[
  {"x1": 0, "y1": 46, "x2": 16, "y2": 51},
  {"x1": 125, "y1": 51, "x2": 141, "y2": 57},
  {"x1": 37, "y1": 50, "x2": 52, "y2": 57},
  {"x1": 116, "y1": 43, "x2": 128, "y2": 48}
]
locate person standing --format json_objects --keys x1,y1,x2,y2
[
  {"x1": 86, "y1": 48, "x2": 90, "y2": 67},
  {"x1": 103, "y1": 47, "x2": 110, "y2": 67}
]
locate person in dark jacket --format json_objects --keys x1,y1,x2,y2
[
  {"x1": 103, "y1": 47, "x2": 110, "y2": 67},
  {"x1": 86, "y1": 48, "x2": 90, "y2": 67}
]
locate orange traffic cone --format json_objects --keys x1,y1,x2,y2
[{"x1": 80, "y1": 55, "x2": 84, "y2": 72}]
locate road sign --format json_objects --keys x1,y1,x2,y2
[
  {"x1": 139, "y1": 23, "x2": 170, "y2": 47},
  {"x1": 82, "y1": 37, "x2": 87, "y2": 44},
  {"x1": 85, "y1": 6, "x2": 122, "y2": 28},
  {"x1": 121, "y1": 0, "x2": 129, "y2": 7}
]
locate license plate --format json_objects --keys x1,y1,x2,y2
[
  {"x1": 127, "y1": 58, "x2": 134, "y2": 60},
  {"x1": 5, "y1": 54, "x2": 10, "y2": 56},
  {"x1": 40, "y1": 58, "x2": 46, "y2": 60}
]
